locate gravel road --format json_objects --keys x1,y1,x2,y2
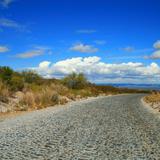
[{"x1": 0, "y1": 94, "x2": 160, "y2": 160}]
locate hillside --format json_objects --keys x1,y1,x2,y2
[{"x1": 0, "y1": 66, "x2": 149, "y2": 113}]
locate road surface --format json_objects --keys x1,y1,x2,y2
[{"x1": 0, "y1": 94, "x2": 160, "y2": 159}]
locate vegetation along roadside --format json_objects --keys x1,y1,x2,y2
[{"x1": 0, "y1": 66, "x2": 149, "y2": 113}]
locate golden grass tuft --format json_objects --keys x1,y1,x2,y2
[
  {"x1": 144, "y1": 92, "x2": 160, "y2": 104},
  {"x1": 18, "y1": 89, "x2": 59, "y2": 110}
]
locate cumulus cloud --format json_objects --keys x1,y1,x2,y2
[
  {"x1": 153, "y1": 40, "x2": 160, "y2": 49},
  {"x1": 15, "y1": 47, "x2": 50, "y2": 58},
  {"x1": 0, "y1": 45, "x2": 9, "y2": 52},
  {"x1": 0, "y1": 0, "x2": 14, "y2": 8},
  {"x1": 70, "y1": 43, "x2": 99, "y2": 53},
  {"x1": 32, "y1": 56, "x2": 160, "y2": 83},
  {"x1": 76, "y1": 30, "x2": 96, "y2": 34},
  {"x1": 0, "y1": 18, "x2": 28, "y2": 32},
  {"x1": 39, "y1": 61, "x2": 51, "y2": 69}
]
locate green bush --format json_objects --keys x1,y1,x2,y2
[
  {"x1": 62, "y1": 73, "x2": 88, "y2": 89},
  {"x1": 0, "y1": 66, "x2": 14, "y2": 83},
  {"x1": 10, "y1": 73, "x2": 24, "y2": 91},
  {"x1": 21, "y1": 70, "x2": 42, "y2": 84}
]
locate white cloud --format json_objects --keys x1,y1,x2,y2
[
  {"x1": 32, "y1": 56, "x2": 160, "y2": 84},
  {"x1": 145, "y1": 40, "x2": 160, "y2": 59},
  {"x1": 76, "y1": 30, "x2": 96, "y2": 34},
  {"x1": 70, "y1": 43, "x2": 99, "y2": 53},
  {"x1": 0, "y1": 0, "x2": 14, "y2": 8},
  {"x1": 16, "y1": 50, "x2": 44, "y2": 58},
  {"x1": 0, "y1": 45, "x2": 9, "y2": 52},
  {"x1": 15, "y1": 47, "x2": 50, "y2": 58},
  {"x1": 0, "y1": 18, "x2": 28, "y2": 32},
  {"x1": 147, "y1": 50, "x2": 160, "y2": 59},
  {"x1": 39, "y1": 61, "x2": 51, "y2": 69},
  {"x1": 153, "y1": 40, "x2": 160, "y2": 49}
]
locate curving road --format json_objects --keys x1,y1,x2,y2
[{"x1": 0, "y1": 94, "x2": 160, "y2": 159}]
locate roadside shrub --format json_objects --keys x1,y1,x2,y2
[
  {"x1": 62, "y1": 73, "x2": 88, "y2": 89},
  {"x1": 21, "y1": 70, "x2": 43, "y2": 84},
  {"x1": 0, "y1": 80, "x2": 9, "y2": 103},
  {"x1": 21, "y1": 91, "x2": 36, "y2": 108},
  {"x1": 49, "y1": 83, "x2": 69, "y2": 96},
  {"x1": 0, "y1": 65, "x2": 149, "y2": 112},
  {"x1": 18, "y1": 87, "x2": 60, "y2": 110},
  {"x1": 10, "y1": 73, "x2": 24, "y2": 91},
  {"x1": 0, "y1": 66, "x2": 14, "y2": 84},
  {"x1": 39, "y1": 87, "x2": 59, "y2": 107},
  {"x1": 23, "y1": 83, "x2": 42, "y2": 92}
]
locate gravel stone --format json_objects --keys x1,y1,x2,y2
[{"x1": 0, "y1": 94, "x2": 160, "y2": 159}]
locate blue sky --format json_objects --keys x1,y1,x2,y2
[{"x1": 0, "y1": 0, "x2": 160, "y2": 83}]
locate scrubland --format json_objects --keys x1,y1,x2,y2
[{"x1": 0, "y1": 66, "x2": 148, "y2": 113}]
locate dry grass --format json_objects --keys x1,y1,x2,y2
[
  {"x1": 18, "y1": 89, "x2": 59, "y2": 110},
  {"x1": 144, "y1": 92, "x2": 160, "y2": 112},
  {"x1": 0, "y1": 67, "x2": 149, "y2": 113},
  {"x1": 144, "y1": 92, "x2": 160, "y2": 104},
  {"x1": 0, "y1": 81, "x2": 10, "y2": 103},
  {"x1": 4, "y1": 82, "x2": 149, "y2": 112},
  {"x1": 17, "y1": 84, "x2": 75, "y2": 111},
  {"x1": 16, "y1": 83, "x2": 103, "y2": 111}
]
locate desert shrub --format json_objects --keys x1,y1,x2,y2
[
  {"x1": 0, "y1": 80, "x2": 9, "y2": 102},
  {"x1": 62, "y1": 73, "x2": 88, "y2": 89},
  {"x1": 39, "y1": 87, "x2": 59, "y2": 107},
  {"x1": 77, "y1": 89, "x2": 92, "y2": 97},
  {"x1": 10, "y1": 73, "x2": 24, "y2": 91},
  {"x1": 23, "y1": 83, "x2": 42, "y2": 92},
  {"x1": 49, "y1": 83, "x2": 69, "y2": 95},
  {"x1": 0, "y1": 66, "x2": 14, "y2": 84},
  {"x1": 18, "y1": 86, "x2": 60, "y2": 110},
  {"x1": 20, "y1": 91, "x2": 36, "y2": 108},
  {"x1": 21, "y1": 70, "x2": 42, "y2": 84}
]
